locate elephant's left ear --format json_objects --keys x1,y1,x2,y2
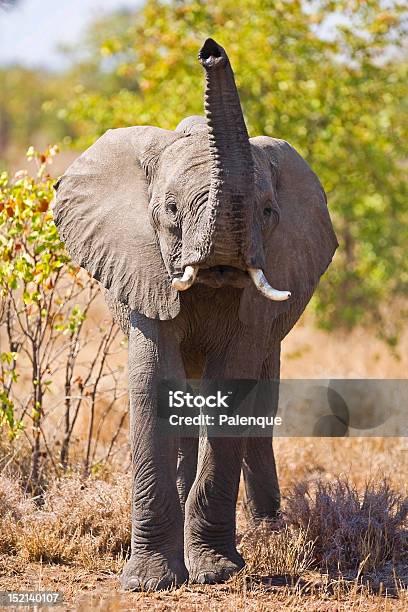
[
  {"x1": 240, "y1": 137, "x2": 338, "y2": 326},
  {"x1": 53, "y1": 126, "x2": 182, "y2": 320}
]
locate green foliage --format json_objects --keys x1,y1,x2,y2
[
  {"x1": 0, "y1": 68, "x2": 72, "y2": 160},
  {"x1": 0, "y1": 147, "x2": 76, "y2": 440},
  {"x1": 0, "y1": 151, "x2": 125, "y2": 480},
  {"x1": 0, "y1": 147, "x2": 71, "y2": 295},
  {"x1": 61, "y1": 0, "x2": 407, "y2": 334}
]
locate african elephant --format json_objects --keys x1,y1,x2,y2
[{"x1": 53, "y1": 38, "x2": 337, "y2": 590}]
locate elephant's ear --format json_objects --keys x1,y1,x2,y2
[
  {"x1": 53, "y1": 126, "x2": 182, "y2": 320},
  {"x1": 240, "y1": 137, "x2": 338, "y2": 325}
]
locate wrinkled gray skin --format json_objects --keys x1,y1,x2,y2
[{"x1": 53, "y1": 39, "x2": 338, "y2": 590}]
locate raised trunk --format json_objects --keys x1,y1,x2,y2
[{"x1": 199, "y1": 38, "x2": 254, "y2": 267}]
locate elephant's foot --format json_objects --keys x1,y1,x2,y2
[
  {"x1": 187, "y1": 544, "x2": 245, "y2": 584},
  {"x1": 121, "y1": 551, "x2": 188, "y2": 591},
  {"x1": 245, "y1": 505, "x2": 282, "y2": 528}
]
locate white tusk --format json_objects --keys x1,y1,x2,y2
[
  {"x1": 248, "y1": 268, "x2": 291, "y2": 302},
  {"x1": 172, "y1": 265, "x2": 198, "y2": 291}
]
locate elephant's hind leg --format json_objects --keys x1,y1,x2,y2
[
  {"x1": 243, "y1": 345, "x2": 281, "y2": 525},
  {"x1": 243, "y1": 437, "x2": 281, "y2": 524}
]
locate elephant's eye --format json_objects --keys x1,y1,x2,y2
[
  {"x1": 165, "y1": 197, "x2": 178, "y2": 218},
  {"x1": 262, "y1": 200, "x2": 279, "y2": 230}
]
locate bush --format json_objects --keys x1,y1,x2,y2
[
  {"x1": 285, "y1": 478, "x2": 408, "y2": 572},
  {"x1": 0, "y1": 148, "x2": 127, "y2": 490}
]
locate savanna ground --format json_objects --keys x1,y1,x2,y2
[{"x1": 1, "y1": 304, "x2": 408, "y2": 611}]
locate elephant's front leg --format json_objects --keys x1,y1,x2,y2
[
  {"x1": 185, "y1": 333, "x2": 263, "y2": 584},
  {"x1": 121, "y1": 313, "x2": 188, "y2": 591},
  {"x1": 185, "y1": 434, "x2": 246, "y2": 583}
]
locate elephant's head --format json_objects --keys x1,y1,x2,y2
[{"x1": 53, "y1": 38, "x2": 337, "y2": 322}]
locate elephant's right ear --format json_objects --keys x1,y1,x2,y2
[
  {"x1": 240, "y1": 137, "x2": 338, "y2": 326},
  {"x1": 53, "y1": 126, "x2": 182, "y2": 320}
]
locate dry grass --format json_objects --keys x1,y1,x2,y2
[
  {"x1": 1, "y1": 316, "x2": 408, "y2": 608},
  {"x1": 1, "y1": 439, "x2": 408, "y2": 610},
  {"x1": 0, "y1": 465, "x2": 407, "y2": 609},
  {"x1": 285, "y1": 478, "x2": 408, "y2": 572},
  {"x1": 0, "y1": 474, "x2": 131, "y2": 570},
  {"x1": 239, "y1": 524, "x2": 315, "y2": 577},
  {"x1": 0, "y1": 476, "x2": 35, "y2": 554}
]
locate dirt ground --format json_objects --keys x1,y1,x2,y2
[{"x1": 1, "y1": 561, "x2": 408, "y2": 611}]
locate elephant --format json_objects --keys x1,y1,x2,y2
[{"x1": 53, "y1": 38, "x2": 338, "y2": 590}]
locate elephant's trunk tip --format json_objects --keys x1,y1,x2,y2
[{"x1": 198, "y1": 38, "x2": 227, "y2": 69}]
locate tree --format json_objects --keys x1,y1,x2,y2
[
  {"x1": 60, "y1": 0, "x2": 407, "y2": 337},
  {"x1": 0, "y1": 67, "x2": 73, "y2": 164}
]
